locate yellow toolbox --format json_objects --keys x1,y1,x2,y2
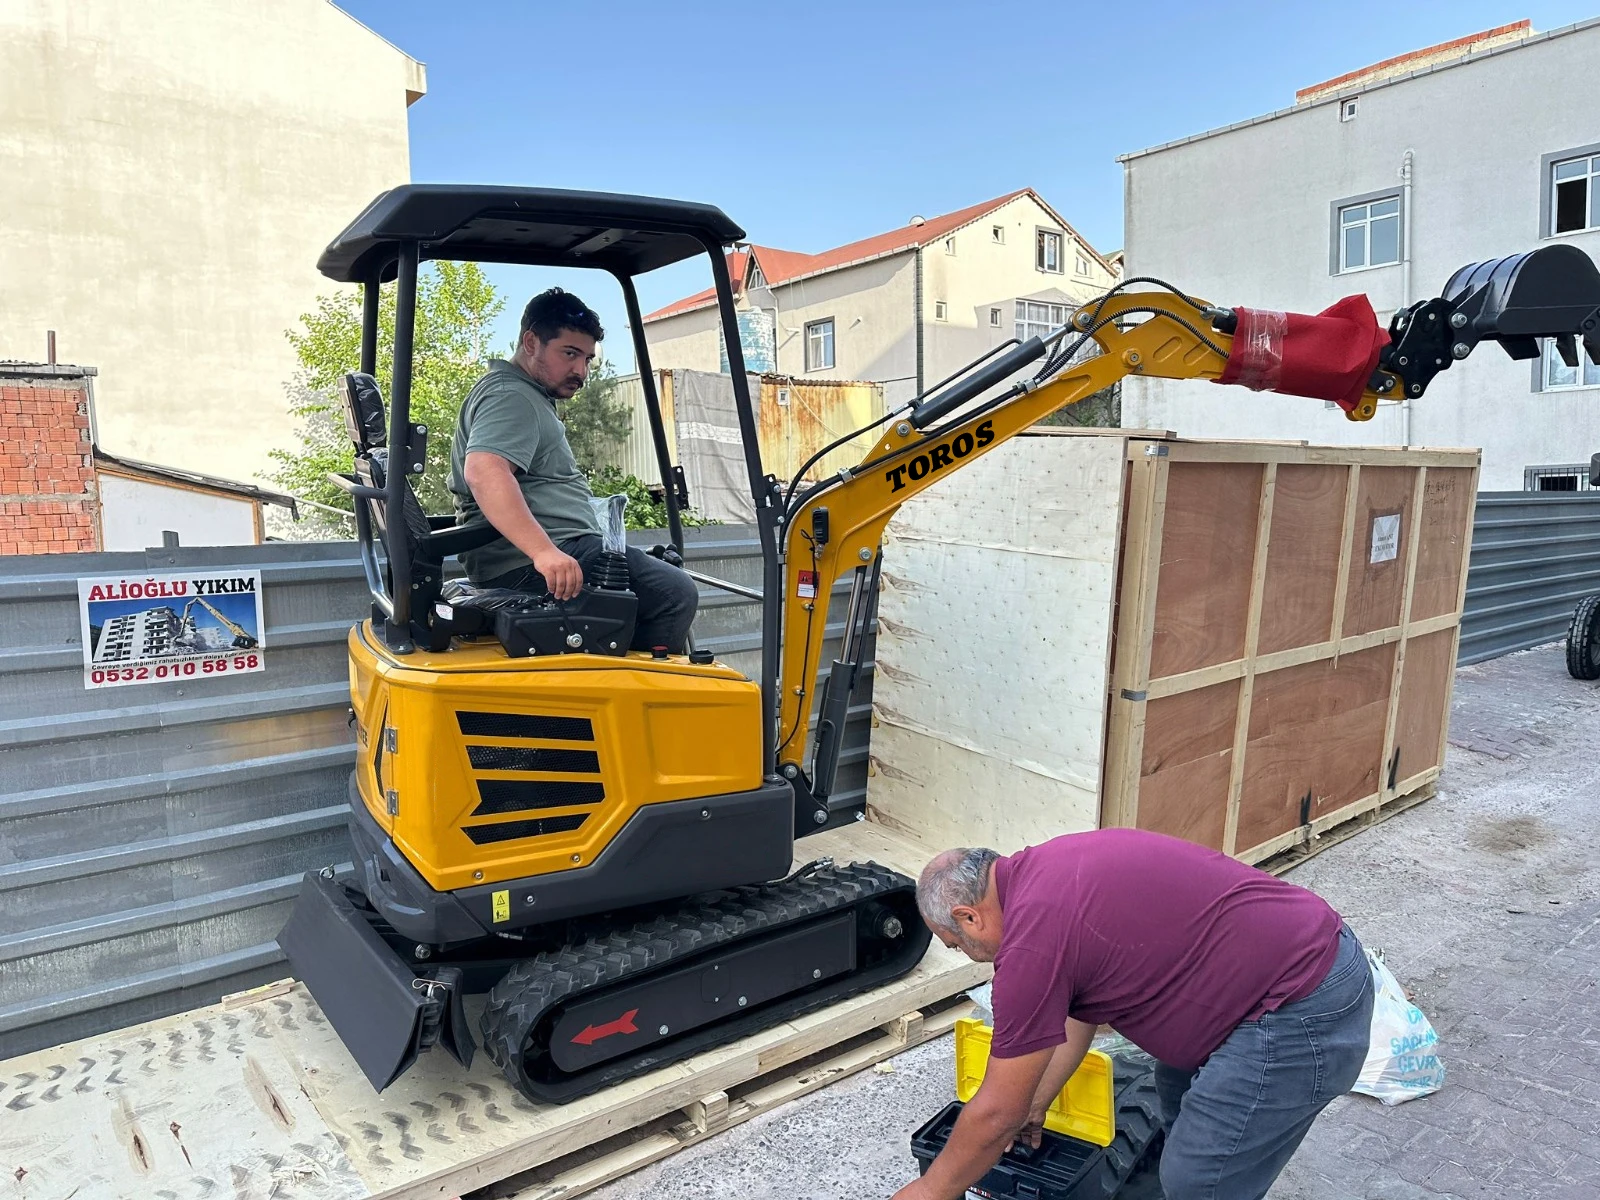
[{"x1": 954, "y1": 1017, "x2": 1116, "y2": 1147}]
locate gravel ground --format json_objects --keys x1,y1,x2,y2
[{"x1": 570, "y1": 642, "x2": 1600, "y2": 1200}]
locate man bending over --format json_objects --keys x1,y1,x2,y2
[
  {"x1": 898, "y1": 828, "x2": 1374, "y2": 1200},
  {"x1": 447, "y1": 287, "x2": 697, "y2": 652}
]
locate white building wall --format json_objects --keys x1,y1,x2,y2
[
  {"x1": 639, "y1": 305, "x2": 724, "y2": 375},
  {"x1": 757, "y1": 255, "x2": 918, "y2": 405},
  {"x1": 922, "y1": 193, "x2": 1115, "y2": 397},
  {"x1": 98, "y1": 473, "x2": 259, "y2": 550},
  {"x1": 1120, "y1": 21, "x2": 1600, "y2": 487},
  {"x1": 0, "y1": 0, "x2": 421, "y2": 486},
  {"x1": 644, "y1": 194, "x2": 1117, "y2": 413}
]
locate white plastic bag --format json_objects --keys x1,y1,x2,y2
[{"x1": 1352, "y1": 949, "x2": 1445, "y2": 1105}]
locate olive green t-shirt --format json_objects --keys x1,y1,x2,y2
[{"x1": 448, "y1": 359, "x2": 600, "y2": 582}]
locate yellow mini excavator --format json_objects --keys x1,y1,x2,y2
[{"x1": 277, "y1": 184, "x2": 1600, "y2": 1103}]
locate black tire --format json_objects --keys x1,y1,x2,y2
[{"x1": 1568, "y1": 594, "x2": 1600, "y2": 680}]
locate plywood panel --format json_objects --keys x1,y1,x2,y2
[
  {"x1": 1135, "y1": 679, "x2": 1240, "y2": 851},
  {"x1": 1235, "y1": 644, "x2": 1394, "y2": 853},
  {"x1": 1257, "y1": 464, "x2": 1347, "y2": 655},
  {"x1": 1411, "y1": 467, "x2": 1477, "y2": 621},
  {"x1": 871, "y1": 436, "x2": 1126, "y2": 853},
  {"x1": 1393, "y1": 628, "x2": 1457, "y2": 778},
  {"x1": 1148, "y1": 462, "x2": 1263, "y2": 678},
  {"x1": 1342, "y1": 467, "x2": 1416, "y2": 637}
]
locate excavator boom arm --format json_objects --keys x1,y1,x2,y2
[
  {"x1": 775, "y1": 245, "x2": 1600, "y2": 799},
  {"x1": 775, "y1": 291, "x2": 1239, "y2": 790}
]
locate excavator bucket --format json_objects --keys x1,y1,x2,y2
[
  {"x1": 1381, "y1": 243, "x2": 1600, "y2": 399},
  {"x1": 1440, "y1": 243, "x2": 1600, "y2": 363}
]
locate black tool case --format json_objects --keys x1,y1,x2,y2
[{"x1": 909, "y1": 1057, "x2": 1164, "y2": 1199}]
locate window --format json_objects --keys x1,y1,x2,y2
[
  {"x1": 1340, "y1": 97, "x2": 1359, "y2": 122},
  {"x1": 1541, "y1": 337, "x2": 1600, "y2": 390},
  {"x1": 1525, "y1": 463, "x2": 1594, "y2": 491},
  {"x1": 992, "y1": 225, "x2": 1005, "y2": 244},
  {"x1": 989, "y1": 307, "x2": 1002, "y2": 327},
  {"x1": 934, "y1": 300, "x2": 948, "y2": 321},
  {"x1": 1551, "y1": 153, "x2": 1600, "y2": 235},
  {"x1": 747, "y1": 261, "x2": 766, "y2": 288},
  {"x1": 1074, "y1": 252, "x2": 1091, "y2": 276},
  {"x1": 804, "y1": 318, "x2": 834, "y2": 371},
  {"x1": 1335, "y1": 195, "x2": 1401, "y2": 272},
  {"x1": 1015, "y1": 299, "x2": 1071, "y2": 344},
  {"x1": 1036, "y1": 229, "x2": 1063, "y2": 273},
  {"x1": 944, "y1": 236, "x2": 956, "y2": 255}
]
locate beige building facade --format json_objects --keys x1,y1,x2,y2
[
  {"x1": 641, "y1": 191, "x2": 1116, "y2": 408},
  {"x1": 0, "y1": 0, "x2": 422, "y2": 485}
]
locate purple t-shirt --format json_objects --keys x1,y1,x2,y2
[{"x1": 989, "y1": 829, "x2": 1342, "y2": 1071}]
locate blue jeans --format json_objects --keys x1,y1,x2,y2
[
  {"x1": 1155, "y1": 925, "x2": 1375, "y2": 1200},
  {"x1": 482, "y1": 536, "x2": 699, "y2": 653}
]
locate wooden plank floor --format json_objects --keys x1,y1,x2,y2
[{"x1": 0, "y1": 821, "x2": 987, "y2": 1200}]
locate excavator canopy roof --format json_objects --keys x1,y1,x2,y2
[{"x1": 317, "y1": 184, "x2": 747, "y2": 284}]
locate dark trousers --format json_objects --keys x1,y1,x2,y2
[
  {"x1": 1153, "y1": 924, "x2": 1375, "y2": 1200},
  {"x1": 482, "y1": 535, "x2": 699, "y2": 653}
]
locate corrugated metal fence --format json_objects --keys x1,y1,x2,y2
[
  {"x1": 0, "y1": 529, "x2": 876, "y2": 1059},
  {"x1": 14, "y1": 487, "x2": 1593, "y2": 1056},
  {"x1": 1459, "y1": 491, "x2": 1600, "y2": 665}
]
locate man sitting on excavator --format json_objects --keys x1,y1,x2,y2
[{"x1": 447, "y1": 287, "x2": 698, "y2": 652}]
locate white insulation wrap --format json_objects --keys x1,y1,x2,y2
[{"x1": 868, "y1": 434, "x2": 1125, "y2": 852}]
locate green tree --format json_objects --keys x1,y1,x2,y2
[
  {"x1": 587, "y1": 465, "x2": 715, "y2": 532},
  {"x1": 269, "y1": 261, "x2": 504, "y2": 521},
  {"x1": 272, "y1": 266, "x2": 706, "y2": 537},
  {"x1": 1035, "y1": 380, "x2": 1121, "y2": 428},
  {"x1": 557, "y1": 356, "x2": 633, "y2": 472}
]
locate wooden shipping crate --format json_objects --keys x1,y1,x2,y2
[{"x1": 866, "y1": 430, "x2": 1479, "y2": 868}]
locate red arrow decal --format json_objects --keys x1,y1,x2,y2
[{"x1": 570, "y1": 1008, "x2": 640, "y2": 1046}]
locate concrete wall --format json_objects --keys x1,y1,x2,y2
[
  {"x1": 644, "y1": 194, "x2": 1116, "y2": 412},
  {"x1": 1120, "y1": 21, "x2": 1600, "y2": 489},
  {"x1": 0, "y1": 0, "x2": 421, "y2": 487}
]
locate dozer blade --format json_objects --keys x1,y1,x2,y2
[
  {"x1": 277, "y1": 871, "x2": 473, "y2": 1092},
  {"x1": 480, "y1": 861, "x2": 930, "y2": 1103}
]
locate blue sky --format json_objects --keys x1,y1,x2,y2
[{"x1": 335, "y1": 1, "x2": 1598, "y2": 368}]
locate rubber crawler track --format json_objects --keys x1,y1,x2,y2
[{"x1": 480, "y1": 861, "x2": 925, "y2": 1102}]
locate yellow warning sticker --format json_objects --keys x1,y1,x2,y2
[{"x1": 492, "y1": 889, "x2": 510, "y2": 923}]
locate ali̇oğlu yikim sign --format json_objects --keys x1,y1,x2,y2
[{"x1": 76, "y1": 570, "x2": 265, "y2": 689}]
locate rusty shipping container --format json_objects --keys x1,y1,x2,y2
[{"x1": 602, "y1": 371, "x2": 884, "y2": 488}]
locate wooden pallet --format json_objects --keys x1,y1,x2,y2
[
  {"x1": 1254, "y1": 778, "x2": 1436, "y2": 876},
  {"x1": 485, "y1": 997, "x2": 973, "y2": 1200},
  {"x1": 0, "y1": 821, "x2": 986, "y2": 1200}
]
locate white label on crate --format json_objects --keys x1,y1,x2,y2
[{"x1": 1370, "y1": 513, "x2": 1401, "y2": 564}]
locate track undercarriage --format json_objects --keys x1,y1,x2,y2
[{"x1": 281, "y1": 858, "x2": 928, "y2": 1103}]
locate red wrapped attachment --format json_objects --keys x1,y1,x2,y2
[{"x1": 1215, "y1": 295, "x2": 1390, "y2": 413}]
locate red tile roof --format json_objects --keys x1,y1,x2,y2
[
  {"x1": 1296, "y1": 19, "x2": 1532, "y2": 102},
  {"x1": 643, "y1": 189, "x2": 1105, "y2": 323}
]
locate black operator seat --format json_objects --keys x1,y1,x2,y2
[{"x1": 338, "y1": 372, "x2": 502, "y2": 651}]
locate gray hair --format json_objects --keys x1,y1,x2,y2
[{"x1": 917, "y1": 847, "x2": 1000, "y2": 934}]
